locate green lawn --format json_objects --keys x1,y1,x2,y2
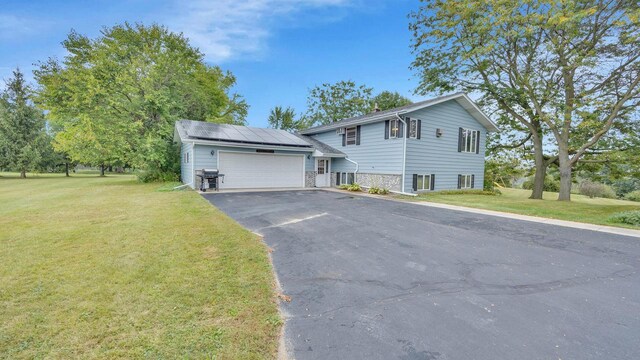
[
  {"x1": 0, "y1": 173, "x2": 280, "y2": 359},
  {"x1": 401, "y1": 187, "x2": 640, "y2": 229}
]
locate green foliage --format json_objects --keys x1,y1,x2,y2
[
  {"x1": 371, "y1": 91, "x2": 412, "y2": 111},
  {"x1": 608, "y1": 211, "x2": 640, "y2": 226},
  {"x1": 268, "y1": 106, "x2": 306, "y2": 131},
  {"x1": 346, "y1": 183, "x2": 362, "y2": 192},
  {"x1": 579, "y1": 181, "x2": 616, "y2": 199},
  {"x1": 338, "y1": 184, "x2": 350, "y2": 190},
  {"x1": 522, "y1": 176, "x2": 560, "y2": 193},
  {"x1": 34, "y1": 23, "x2": 247, "y2": 177},
  {"x1": 484, "y1": 157, "x2": 524, "y2": 190},
  {"x1": 0, "y1": 69, "x2": 49, "y2": 177},
  {"x1": 625, "y1": 191, "x2": 640, "y2": 202},
  {"x1": 368, "y1": 187, "x2": 389, "y2": 195},
  {"x1": 410, "y1": 0, "x2": 640, "y2": 200},
  {"x1": 613, "y1": 178, "x2": 640, "y2": 198},
  {"x1": 305, "y1": 80, "x2": 373, "y2": 125}
]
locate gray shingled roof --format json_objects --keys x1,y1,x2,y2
[
  {"x1": 177, "y1": 120, "x2": 313, "y2": 148},
  {"x1": 295, "y1": 134, "x2": 345, "y2": 156},
  {"x1": 299, "y1": 92, "x2": 499, "y2": 134}
]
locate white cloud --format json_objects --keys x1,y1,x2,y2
[{"x1": 168, "y1": 0, "x2": 355, "y2": 62}]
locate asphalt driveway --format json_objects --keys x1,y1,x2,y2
[{"x1": 204, "y1": 190, "x2": 640, "y2": 360}]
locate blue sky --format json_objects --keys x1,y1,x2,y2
[{"x1": 0, "y1": 0, "x2": 423, "y2": 127}]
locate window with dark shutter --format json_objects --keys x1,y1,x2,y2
[
  {"x1": 458, "y1": 128, "x2": 463, "y2": 152},
  {"x1": 412, "y1": 174, "x2": 418, "y2": 191},
  {"x1": 356, "y1": 125, "x2": 361, "y2": 145},
  {"x1": 475, "y1": 130, "x2": 480, "y2": 154},
  {"x1": 417, "y1": 120, "x2": 422, "y2": 139},
  {"x1": 457, "y1": 174, "x2": 462, "y2": 189},
  {"x1": 384, "y1": 120, "x2": 390, "y2": 139},
  {"x1": 336, "y1": 172, "x2": 341, "y2": 185},
  {"x1": 471, "y1": 174, "x2": 475, "y2": 188},
  {"x1": 430, "y1": 174, "x2": 435, "y2": 190}
]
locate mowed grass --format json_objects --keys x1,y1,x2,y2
[
  {"x1": 403, "y1": 187, "x2": 640, "y2": 229},
  {"x1": 0, "y1": 173, "x2": 280, "y2": 359}
]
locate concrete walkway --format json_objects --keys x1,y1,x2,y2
[{"x1": 325, "y1": 188, "x2": 640, "y2": 239}]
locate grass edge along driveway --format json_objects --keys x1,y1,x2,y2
[
  {"x1": 399, "y1": 187, "x2": 640, "y2": 230},
  {"x1": 0, "y1": 173, "x2": 281, "y2": 359}
]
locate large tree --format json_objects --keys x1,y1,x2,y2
[
  {"x1": 411, "y1": 0, "x2": 640, "y2": 200},
  {"x1": 372, "y1": 91, "x2": 412, "y2": 111},
  {"x1": 0, "y1": 69, "x2": 48, "y2": 178},
  {"x1": 34, "y1": 23, "x2": 248, "y2": 179},
  {"x1": 305, "y1": 80, "x2": 373, "y2": 125},
  {"x1": 268, "y1": 106, "x2": 306, "y2": 132}
]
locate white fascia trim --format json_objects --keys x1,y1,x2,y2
[{"x1": 189, "y1": 139, "x2": 314, "y2": 152}]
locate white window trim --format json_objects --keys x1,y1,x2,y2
[
  {"x1": 184, "y1": 151, "x2": 190, "y2": 163},
  {"x1": 416, "y1": 174, "x2": 432, "y2": 191},
  {"x1": 461, "y1": 174, "x2": 473, "y2": 189},
  {"x1": 461, "y1": 128, "x2": 478, "y2": 153},
  {"x1": 408, "y1": 118, "x2": 418, "y2": 139},
  {"x1": 340, "y1": 172, "x2": 355, "y2": 185},
  {"x1": 388, "y1": 119, "x2": 400, "y2": 139},
  {"x1": 345, "y1": 127, "x2": 357, "y2": 145}
]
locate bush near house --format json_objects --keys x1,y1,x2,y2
[
  {"x1": 579, "y1": 181, "x2": 617, "y2": 199},
  {"x1": 368, "y1": 187, "x2": 389, "y2": 195},
  {"x1": 608, "y1": 211, "x2": 640, "y2": 226}
]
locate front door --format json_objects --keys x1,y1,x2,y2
[{"x1": 315, "y1": 158, "x2": 330, "y2": 187}]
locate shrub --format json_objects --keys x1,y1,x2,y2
[
  {"x1": 608, "y1": 210, "x2": 640, "y2": 226},
  {"x1": 346, "y1": 183, "x2": 362, "y2": 192},
  {"x1": 338, "y1": 184, "x2": 350, "y2": 190},
  {"x1": 579, "y1": 181, "x2": 616, "y2": 199},
  {"x1": 625, "y1": 190, "x2": 640, "y2": 202},
  {"x1": 368, "y1": 187, "x2": 389, "y2": 195},
  {"x1": 613, "y1": 179, "x2": 640, "y2": 198},
  {"x1": 522, "y1": 176, "x2": 560, "y2": 192},
  {"x1": 138, "y1": 170, "x2": 179, "y2": 183}
]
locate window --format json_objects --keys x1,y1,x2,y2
[
  {"x1": 409, "y1": 118, "x2": 419, "y2": 139},
  {"x1": 459, "y1": 128, "x2": 479, "y2": 153},
  {"x1": 337, "y1": 172, "x2": 355, "y2": 185},
  {"x1": 459, "y1": 174, "x2": 474, "y2": 189},
  {"x1": 413, "y1": 174, "x2": 435, "y2": 191},
  {"x1": 184, "y1": 152, "x2": 189, "y2": 163},
  {"x1": 317, "y1": 159, "x2": 326, "y2": 175},
  {"x1": 345, "y1": 127, "x2": 357, "y2": 145},
  {"x1": 389, "y1": 119, "x2": 400, "y2": 138}
]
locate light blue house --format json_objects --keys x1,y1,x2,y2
[{"x1": 174, "y1": 92, "x2": 498, "y2": 194}]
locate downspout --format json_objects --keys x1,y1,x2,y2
[
  {"x1": 395, "y1": 113, "x2": 408, "y2": 194},
  {"x1": 344, "y1": 157, "x2": 359, "y2": 182}
]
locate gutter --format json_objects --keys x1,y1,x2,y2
[
  {"x1": 344, "y1": 157, "x2": 359, "y2": 181},
  {"x1": 395, "y1": 113, "x2": 408, "y2": 194}
]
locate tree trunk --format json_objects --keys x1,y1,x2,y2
[
  {"x1": 557, "y1": 147, "x2": 572, "y2": 201},
  {"x1": 65, "y1": 163, "x2": 70, "y2": 177},
  {"x1": 100, "y1": 164, "x2": 105, "y2": 177},
  {"x1": 529, "y1": 134, "x2": 546, "y2": 199},
  {"x1": 20, "y1": 169, "x2": 26, "y2": 179}
]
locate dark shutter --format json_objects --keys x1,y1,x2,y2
[
  {"x1": 417, "y1": 120, "x2": 422, "y2": 139},
  {"x1": 356, "y1": 125, "x2": 361, "y2": 145},
  {"x1": 384, "y1": 120, "x2": 389, "y2": 139},
  {"x1": 457, "y1": 174, "x2": 462, "y2": 189},
  {"x1": 342, "y1": 133, "x2": 346, "y2": 147},
  {"x1": 336, "y1": 172, "x2": 341, "y2": 186},
  {"x1": 430, "y1": 174, "x2": 435, "y2": 190},
  {"x1": 398, "y1": 120, "x2": 404, "y2": 138},
  {"x1": 458, "y1": 127, "x2": 463, "y2": 152},
  {"x1": 412, "y1": 174, "x2": 418, "y2": 191},
  {"x1": 471, "y1": 174, "x2": 475, "y2": 188},
  {"x1": 475, "y1": 130, "x2": 480, "y2": 154},
  {"x1": 406, "y1": 118, "x2": 411, "y2": 138}
]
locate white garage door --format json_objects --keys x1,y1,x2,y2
[{"x1": 218, "y1": 152, "x2": 304, "y2": 189}]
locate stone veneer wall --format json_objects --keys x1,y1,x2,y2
[
  {"x1": 305, "y1": 171, "x2": 317, "y2": 188},
  {"x1": 331, "y1": 172, "x2": 402, "y2": 192}
]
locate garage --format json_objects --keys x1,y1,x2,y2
[{"x1": 218, "y1": 151, "x2": 305, "y2": 189}]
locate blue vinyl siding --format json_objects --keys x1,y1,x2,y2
[
  {"x1": 311, "y1": 121, "x2": 403, "y2": 174},
  {"x1": 403, "y1": 101, "x2": 486, "y2": 192},
  {"x1": 180, "y1": 142, "x2": 193, "y2": 186}
]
